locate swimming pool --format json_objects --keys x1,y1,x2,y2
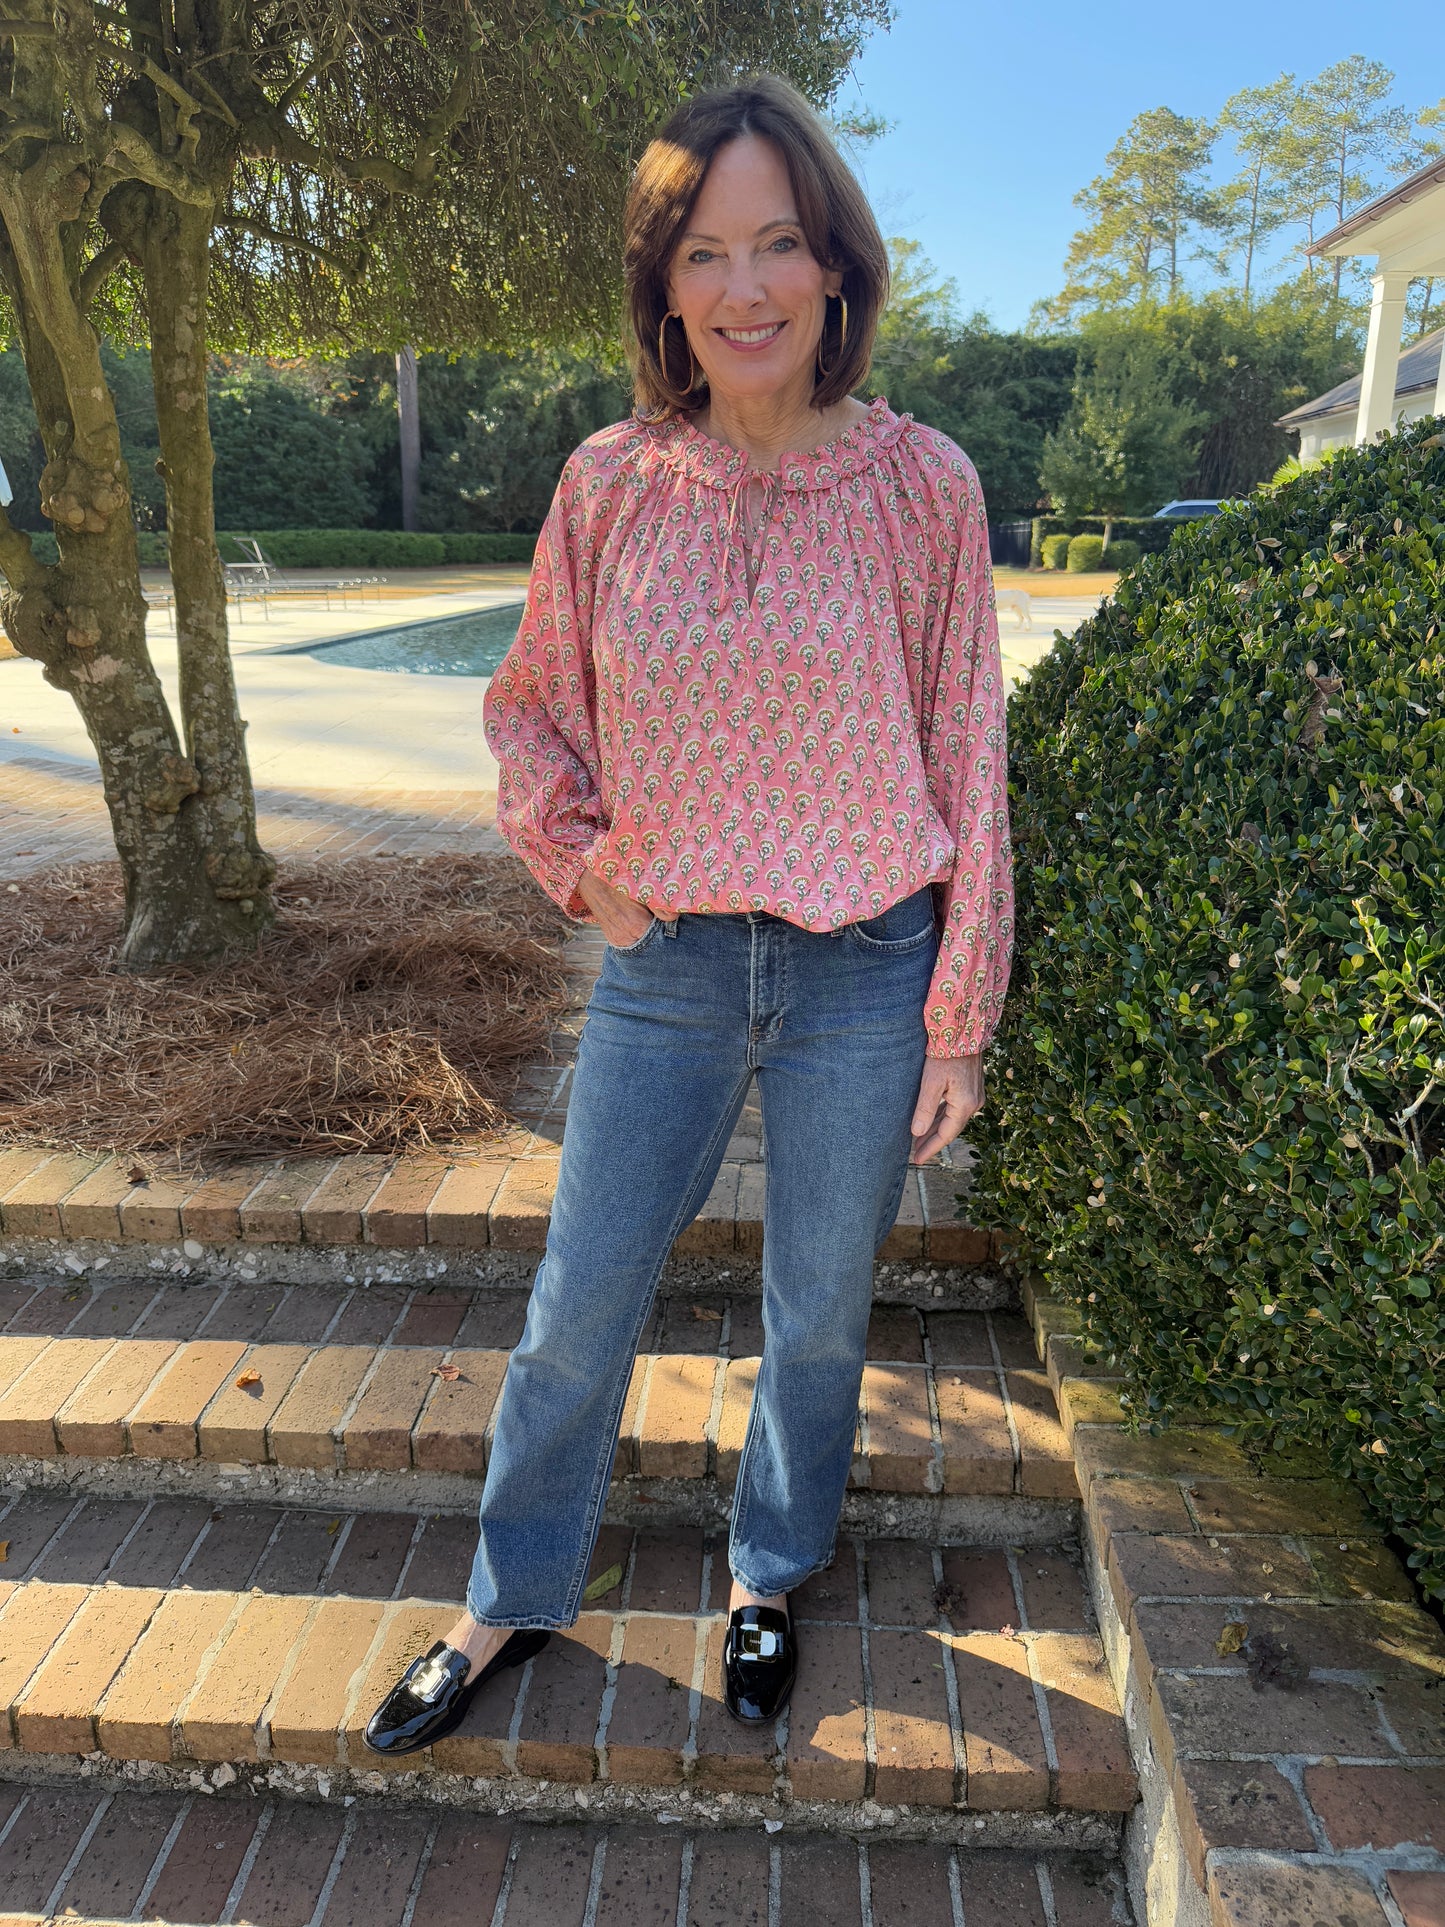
[{"x1": 302, "y1": 604, "x2": 524, "y2": 676}]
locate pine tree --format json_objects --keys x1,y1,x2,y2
[
  {"x1": 1053, "y1": 108, "x2": 1218, "y2": 315},
  {"x1": 1213, "y1": 78, "x2": 1299, "y2": 304},
  {"x1": 1283, "y1": 57, "x2": 1415, "y2": 292}
]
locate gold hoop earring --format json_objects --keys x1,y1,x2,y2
[
  {"x1": 816, "y1": 292, "x2": 849, "y2": 379},
  {"x1": 659, "y1": 310, "x2": 698, "y2": 394}
]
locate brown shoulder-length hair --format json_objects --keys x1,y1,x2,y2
[{"x1": 624, "y1": 74, "x2": 889, "y2": 419}]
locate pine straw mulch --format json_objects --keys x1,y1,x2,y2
[{"x1": 0, "y1": 854, "x2": 574, "y2": 1164}]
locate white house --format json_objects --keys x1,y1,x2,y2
[
  {"x1": 1277, "y1": 155, "x2": 1445, "y2": 458},
  {"x1": 1279, "y1": 327, "x2": 1443, "y2": 459}
]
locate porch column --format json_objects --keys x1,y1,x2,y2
[
  {"x1": 1435, "y1": 321, "x2": 1445, "y2": 415},
  {"x1": 1356, "y1": 270, "x2": 1411, "y2": 444}
]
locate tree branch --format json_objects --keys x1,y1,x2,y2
[
  {"x1": 95, "y1": 36, "x2": 234, "y2": 128},
  {"x1": 0, "y1": 502, "x2": 49, "y2": 592},
  {"x1": 103, "y1": 122, "x2": 211, "y2": 204},
  {"x1": 250, "y1": 49, "x2": 476, "y2": 196},
  {"x1": 219, "y1": 214, "x2": 356, "y2": 276},
  {"x1": 77, "y1": 236, "x2": 128, "y2": 305},
  {"x1": 0, "y1": 117, "x2": 54, "y2": 151}
]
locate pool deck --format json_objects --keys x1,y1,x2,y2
[
  {"x1": 3, "y1": 571, "x2": 527, "y2": 792},
  {"x1": 0, "y1": 568, "x2": 1104, "y2": 874}
]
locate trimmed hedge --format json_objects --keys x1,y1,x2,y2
[
  {"x1": 1066, "y1": 534, "x2": 1105, "y2": 573},
  {"x1": 214, "y1": 529, "x2": 536, "y2": 569},
  {"x1": 24, "y1": 528, "x2": 537, "y2": 571},
  {"x1": 1036, "y1": 513, "x2": 1178, "y2": 561},
  {"x1": 1041, "y1": 533, "x2": 1072, "y2": 571},
  {"x1": 974, "y1": 417, "x2": 1445, "y2": 1594},
  {"x1": 1104, "y1": 538, "x2": 1142, "y2": 572}
]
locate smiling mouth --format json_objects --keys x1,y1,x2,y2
[{"x1": 715, "y1": 322, "x2": 786, "y2": 345}]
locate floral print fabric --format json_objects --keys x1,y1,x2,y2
[{"x1": 481, "y1": 396, "x2": 1013, "y2": 1056}]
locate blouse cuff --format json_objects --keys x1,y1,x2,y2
[
  {"x1": 924, "y1": 1025, "x2": 991, "y2": 1060},
  {"x1": 541, "y1": 840, "x2": 604, "y2": 922}
]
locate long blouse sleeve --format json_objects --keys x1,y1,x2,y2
[
  {"x1": 481, "y1": 458, "x2": 607, "y2": 920},
  {"x1": 912, "y1": 456, "x2": 1014, "y2": 1057}
]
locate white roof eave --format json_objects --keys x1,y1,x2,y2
[{"x1": 1311, "y1": 166, "x2": 1445, "y2": 269}]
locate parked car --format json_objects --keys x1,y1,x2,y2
[{"x1": 1152, "y1": 499, "x2": 1221, "y2": 520}]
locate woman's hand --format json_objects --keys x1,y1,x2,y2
[
  {"x1": 910, "y1": 1053, "x2": 984, "y2": 1164},
  {"x1": 578, "y1": 869, "x2": 678, "y2": 947}
]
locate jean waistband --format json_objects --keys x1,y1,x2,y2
[{"x1": 662, "y1": 882, "x2": 935, "y2": 935}]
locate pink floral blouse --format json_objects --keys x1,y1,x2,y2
[{"x1": 481, "y1": 396, "x2": 1013, "y2": 1057}]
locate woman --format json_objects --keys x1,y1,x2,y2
[{"x1": 365, "y1": 72, "x2": 1011, "y2": 1752}]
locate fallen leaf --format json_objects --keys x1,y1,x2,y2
[
  {"x1": 128, "y1": 1166, "x2": 149, "y2": 1185},
  {"x1": 0, "y1": 1540, "x2": 8, "y2": 1562},
  {"x1": 583, "y1": 1563, "x2": 624, "y2": 1601},
  {"x1": 691, "y1": 1305, "x2": 723, "y2": 1321},
  {"x1": 431, "y1": 1363, "x2": 462, "y2": 1382},
  {"x1": 325, "y1": 1518, "x2": 343, "y2": 1536},
  {"x1": 1216, "y1": 1620, "x2": 1248, "y2": 1657},
  {"x1": 931, "y1": 1580, "x2": 968, "y2": 1618},
  {"x1": 234, "y1": 1369, "x2": 261, "y2": 1390}
]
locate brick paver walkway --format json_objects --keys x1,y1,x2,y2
[
  {"x1": 1028, "y1": 1278, "x2": 1445, "y2": 1927},
  {"x1": 0, "y1": 1788, "x2": 1129, "y2": 1925},
  {"x1": 0, "y1": 756, "x2": 503, "y2": 877}
]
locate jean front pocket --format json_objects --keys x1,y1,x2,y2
[
  {"x1": 845, "y1": 885, "x2": 937, "y2": 953},
  {"x1": 608, "y1": 914, "x2": 664, "y2": 956}
]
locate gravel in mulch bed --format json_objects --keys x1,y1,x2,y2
[{"x1": 0, "y1": 854, "x2": 573, "y2": 1160}]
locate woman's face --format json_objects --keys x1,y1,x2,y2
[{"x1": 666, "y1": 133, "x2": 842, "y2": 411}]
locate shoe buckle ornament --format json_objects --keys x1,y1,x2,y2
[
  {"x1": 736, "y1": 1626, "x2": 782, "y2": 1660},
  {"x1": 408, "y1": 1651, "x2": 455, "y2": 1703}
]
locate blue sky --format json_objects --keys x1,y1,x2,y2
[{"x1": 839, "y1": 1, "x2": 1441, "y2": 329}]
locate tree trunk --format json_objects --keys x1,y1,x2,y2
[
  {"x1": 397, "y1": 344, "x2": 421, "y2": 531},
  {"x1": 1102, "y1": 516, "x2": 1115, "y2": 552},
  {"x1": 0, "y1": 163, "x2": 270, "y2": 967},
  {"x1": 136, "y1": 193, "x2": 275, "y2": 938}
]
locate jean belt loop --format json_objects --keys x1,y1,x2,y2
[{"x1": 663, "y1": 915, "x2": 680, "y2": 939}]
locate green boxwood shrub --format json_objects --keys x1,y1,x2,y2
[
  {"x1": 1041, "y1": 533, "x2": 1072, "y2": 571},
  {"x1": 974, "y1": 417, "x2": 1445, "y2": 1594},
  {"x1": 16, "y1": 527, "x2": 537, "y2": 574},
  {"x1": 1104, "y1": 538, "x2": 1142, "y2": 573},
  {"x1": 1037, "y1": 513, "x2": 1177, "y2": 560},
  {"x1": 1066, "y1": 533, "x2": 1106, "y2": 572},
  {"x1": 215, "y1": 529, "x2": 536, "y2": 569}
]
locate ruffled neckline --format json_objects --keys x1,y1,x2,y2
[{"x1": 644, "y1": 393, "x2": 911, "y2": 492}]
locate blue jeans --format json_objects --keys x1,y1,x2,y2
[{"x1": 464, "y1": 885, "x2": 940, "y2": 1626}]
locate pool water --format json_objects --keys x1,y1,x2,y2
[{"x1": 305, "y1": 604, "x2": 524, "y2": 675}]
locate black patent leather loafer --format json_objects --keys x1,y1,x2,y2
[
  {"x1": 722, "y1": 1604, "x2": 796, "y2": 1724},
  {"x1": 363, "y1": 1629, "x2": 550, "y2": 1757}
]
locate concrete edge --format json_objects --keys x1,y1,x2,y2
[
  {"x1": 0, "y1": 1744, "x2": 1126, "y2": 1851},
  {"x1": 0, "y1": 1235, "x2": 1015, "y2": 1310}
]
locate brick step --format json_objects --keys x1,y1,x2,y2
[
  {"x1": 0, "y1": 1141, "x2": 997, "y2": 1269},
  {"x1": 0, "y1": 1325, "x2": 1078, "y2": 1510},
  {"x1": 0, "y1": 1510, "x2": 1136, "y2": 1820},
  {"x1": 0, "y1": 1786, "x2": 1133, "y2": 1927},
  {"x1": 0, "y1": 1278, "x2": 1027, "y2": 1371}
]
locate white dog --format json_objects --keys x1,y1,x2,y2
[{"x1": 995, "y1": 589, "x2": 1032, "y2": 632}]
